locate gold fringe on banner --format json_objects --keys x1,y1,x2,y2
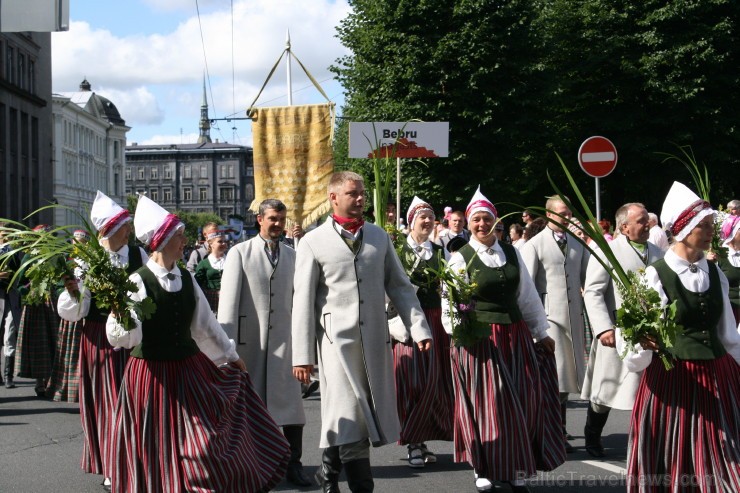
[{"x1": 249, "y1": 103, "x2": 336, "y2": 228}]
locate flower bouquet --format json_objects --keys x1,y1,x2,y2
[{"x1": 0, "y1": 206, "x2": 155, "y2": 331}]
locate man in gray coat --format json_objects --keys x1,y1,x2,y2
[
  {"x1": 217, "y1": 199, "x2": 311, "y2": 486},
  {"x1": 581, "y1": 203, "x2": 664, "y2": 457},
  {"x1": 521, "y1": 196, "x2": 590, "y2": 453},
  {"x1": 292, "y1": 171, "x2": 432, "y2": 493}
]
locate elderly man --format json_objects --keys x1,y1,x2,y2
[
  {"x1": 521, "y1": 196, "x2": 590, "y2": 453},
  {"x1": 647, "y1": 212, "x2": 669, "y2": 252},
  {"x1": 580, "y1": 203, "x2": 664, "y2": 457},
  {"x1": 218, "y1": 199, "x2": 310, "y2": 487},
  {"x1": 435, "y1": 210, "x2": 470, "y2": 250},
  {"x1": 292, "y1": 171, "x2": 431, "y2": 493}
]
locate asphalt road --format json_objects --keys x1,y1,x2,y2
[{"x1": 0, "y1": 372, "x2": 632, "y2": 492}]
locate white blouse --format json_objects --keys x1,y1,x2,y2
[
  {"x1": 444, "y1": 237, "x2": 550, "y2": 341},
  {"x1": 105, "y1": 259, "x2": 238, "y2": 366},
  {"x1": 616, "y1": 248, "x2": 740, "y2": 372},
  {"x1": 406, "y1": 235, "x2": 434, "y2": 261}
]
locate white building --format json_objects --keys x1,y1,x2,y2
[{"x1": 51, "y1": 78, "x2": 129, "y2": 227}]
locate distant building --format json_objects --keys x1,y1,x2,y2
[
  {"x1": 124, "y1": 79, "x2": 255, "y2": 225},
  {"x1": 51, "y1": 79, "x2": 130, "y2": 227},
  {"x1": 124, "y1": 142, "x2": 255, "y2": 225},
  {"x1": 0, "y1": 32, "x2": 54, "y2": 225}
]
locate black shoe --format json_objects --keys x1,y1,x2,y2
[
  {"x1": 344, "y1": 459, "x2": 374, "y2": 493},
  {"x1": 302, "y1": 380, "x2": 319, "y2": 398},
  {"x1": 286, "y1": 463, "x2": 312, "y2": 487},
  {"x1": 315, "y1": 448, "x2": 341, "y2": 493},
  {"x1": 584, "y1": 406, "x2": 609, "y2": 458},
  {"x1": 4, "y1": 379, "x2": 14, "y2": 389},
  {"x1": 564, "y1": 438, "x2": 575, "y2": 453}
]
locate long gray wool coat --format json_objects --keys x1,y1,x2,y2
[
  {"x1": 580, "y1": 235, "x2": 664, "y2": 410},
  {"x1": 521, "y1": 228, "x2": 590, "y2": 394},
  {"x1": 292, "y1": 219, "x2": 431, "y2": 448},
  {"x1": 218, "y1": 236, "x2": 306, "y2": 426}
]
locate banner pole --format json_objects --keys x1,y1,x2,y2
[
  {"x1": 595, "y1": 177, "x2": 601, "y2": 222},
  {"x1": 396, "y1": 157, "x2": 401, "y2": 229},
  {"x1": 286, "y1": 30, "x2": 293, "y2": 106}
]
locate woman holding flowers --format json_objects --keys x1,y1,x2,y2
[
  {"x1": 106, "y1": 195, "x2": 289, "y2": 493},
  {"x1": 391, "y1": 197, "x2": 454, "y2": 468},
  {"x1": 622, "y1": 182, "x2": 740, "y2": 492},
  {"x1": 444, "y1": 187, "x2": 563, "y2": 493}
]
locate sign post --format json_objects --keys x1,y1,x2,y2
[{"x1": 578, "y1": 136, "x2": 618, "y2": 222}]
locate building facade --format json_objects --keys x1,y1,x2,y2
[
  {"x1": 0, "y1": 32, "x2": 53, "y2": 225},
  {"x1": 52, "y1": 79, "x2": 130, "y2": 227},
  {"x1": 124, "y1": 142, "x2": 255, "y2": 225}
]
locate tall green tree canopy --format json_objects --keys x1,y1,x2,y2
[{"x1": 332, "y1": 0, "x2": 739, "y2": 220}]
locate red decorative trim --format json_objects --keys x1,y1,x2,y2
[
  {"x1": 465, "y1": 200, "x2": 498, "y2": 219},
  {"x1": 99, "y1": 210, "x2": 130, "y2": 237},
  {"x1": 407, "y1": 203, "x2": 434, "y2": 227},
  {"x1": 671, "y1": 199, "x2": 710, "y2": 236},
  {"x1": 149, "y1": 214, "x2": 182, "y2": 251}
]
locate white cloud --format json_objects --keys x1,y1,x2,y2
[{"x1": 96, "y1": 86, "x2": 165, "y2": 125}]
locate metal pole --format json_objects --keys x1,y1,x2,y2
[
  {"x1": 286, "y1": 30, "x2": 293, "y2": 106},
  {"x1": 396, "y1": 157, "x2": 401, "y2": 229},
  {"x1": 595, "y1": 177, "x2": 601, "y2": 222}
]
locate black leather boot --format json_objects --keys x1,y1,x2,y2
[
  {"x1": 344, "y1": 458, "x2": 374, "y2": 493},
  {"x1": 584, "y1": 406, "x2": 610, "y2": 458},
  {"x1": 4, "y1": 355, "x2": 15, "y2": 388},
  {"x1": 283, "y1": 425, "x2": 312, "y2": 487},
  {"x1": 315, "y1": 447, "x2": 341, "y2": 493}
]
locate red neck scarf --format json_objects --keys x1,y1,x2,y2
[{"x1": 332, "y1": 214, "x2": 365, "y2": 235}]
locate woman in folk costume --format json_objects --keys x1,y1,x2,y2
[
  {"x1": 46, "y1": 229, "x2": 90, "y2": 403},
  {"x1": 56, "y1": 192, "x2": 148, "y2": 489},
  {"x1": 106, "y1": 195, "x2": 289, "y2": 493},
  {"x1": 14, "y1": 224, "x2": 61, "y2": 397},
  {"x1": 622, "y1": 182, "x2": 740, "y2": 493},
  {"x1": 716, "y1": 219, "x2": 740, "y2": 324},
  {"x1": 392, "y1": 197, "x2": 454, "y2": 468},
  {"x1": 194, "y1": 229, "x2": 228, "y2": 313},
  {"x1": 445, "y1": 187, "x2": 564, "y2": 493}
]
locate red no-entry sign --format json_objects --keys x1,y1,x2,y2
[{"x1": 578, "y1": 136, "x2": 618, "y2": 178}]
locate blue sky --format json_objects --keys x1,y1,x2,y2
[{"x1": 52, "y1": 0, "x2": 350, "y2": 146}]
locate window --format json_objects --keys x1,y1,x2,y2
[
  {"x1": 245, "y1": 184, "x2": 254, "y2": 201},
  {"x1": 125, "y1": 168, "x2": 132, "y2": 180},
  {"x1": 150, "y1": 167, "x2": 158, "y2": 179},
  {"x1": 183, "y1": 166, "x2": 191, "y2": 179},
  {"x1": 164, "y1": 189, "x2": 172, "y2": 202},
  {"x1": 219, "y1": 164, "x2": 226, "y2": 178},
  {"x1": 138, "y1": 167, "x2": 144, "y2": 180},
  {"x1": 246, "y1": 166, "x2": 254, "y2": 177},
  {"x1": 200, "y1": 164, "x2": 207, "y2": 178},
  {"x1": 184, "y1": 187, "x2": 192, "y2": 201},
  {"x1": 220, "y1": 187, "x2": 234, "y2": 201},
  {"x1": 164, "y1": 165, "x2": 172, "y2": 179},
  {"x1": 28, "y1": 59, "x2": 35, "y2": 94},
  {"x1": 6, "y1": 47, "x2": 15, "y2": 84},
  {"x1": 17, "y1": 53, "x2": 25, "y2": 90},
  {"x1": 114, "y1": 141, "x2": 120, "y2": 159},
  {"x1": 228, "y1": 164, "x2": 234, "y2": 178},
  {"x1": 199, "y1": 188, "x2": 207, "y2": 201},
  {"x1": 150, "y1": 189, "x2": 158, "y2": 201}
]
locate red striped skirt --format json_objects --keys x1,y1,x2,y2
[
  {"x1": 111, "y1": 352, "x2": 290, "y2": 493},
  {"x1": 451, "y1": 320, "x2": 564, "y2": 481},
  {"x1": 78, "y1": 319, "x2": 129, "y2": 476},
  {"x1": 393, "y1": 307, "x2": 454, "y2": 444},
  {"x1": 14, "y1": 300, "x2": 59, "y2": 379},
  {"x1": 626, "y1": 354, "x2": 740, "y2": 492},
  {"x1": 46, "y1": 319, "x2": 82, "y2": 402}
]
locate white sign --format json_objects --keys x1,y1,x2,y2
[{"x1": 349, "y1": 122, "x2": 449, "y2": 158}]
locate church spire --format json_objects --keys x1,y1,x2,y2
[{"x1": 197, "y1": 74, "x2": 212, "y2": 144}]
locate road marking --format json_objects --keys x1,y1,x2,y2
[
  {"x1": 581, "y1": 151, "x2": 615, "y2": 162},
  {"x1": 582, "y1": 460, "x2": 626, "y2": 475}
]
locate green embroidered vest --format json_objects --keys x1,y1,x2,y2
[
  {"x1": 717, "y1": 257, "x2": 740, "y2": 309},
  {"x1": 652, "y1": 259, "x2": 726, "y2": 360},
  {"x1": 87, "y1": 243, "x2": 144, "y2": 322},
  {"x1": 459, "y1": 242, "x2": 523, "y2": 325},
  {"x1": 400, "y1": 242, "x2": 443, "y2": 309},
  {"x1": 130, "y1": 265, "x2": 199, "y2": 361}
]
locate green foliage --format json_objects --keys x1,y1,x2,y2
[{"x1": 172, "y1": 210, "x2": 223, "y2": 246}]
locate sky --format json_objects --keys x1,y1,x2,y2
[{"x1": 52, "y1": 0, "x2": 351, "y2": 146}]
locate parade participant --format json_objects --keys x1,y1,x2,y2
[
  {"x1": 45, "y1": 229, "x2": 91, "y2": 403},
  {"x1": 0, "y1": 222, "x2": 21, "y2": 389},
  {"x1": 445, "y1": 187, "x2": 562, "y2": 493},
  {"x1": 717, "y1": 219, "x2": 740, "y2": 324},
  {"x1": 186, "y1": 222, "x2": 218, "y2": 273},
  {"x1": 391, "y1": 197, "x2": 453, "y2": 468},
  {"x1": 521, "y1": 196, "x2": 590, "y2": 452},
  {"x1": 14, "y1": 224, "x2": 60, "y2": 397},
  {"x1": 292, "y1": 171, "x2": 431, "y2": 493},
  {"x1": 56, "y1": 192, "x2": 147, "y2": 489},
  {"x1": 218, "y1": 198, "x2": 311, "y2": 487},
  {"x1": 581, "y1": 203, "x2": 663, "y2": 458},
  {"x1": 107, "y1": 194, "x2": 289, "y2": 493},
  {"x1": 194, "y1": 228, "x2": 228, "y2": 313},
  {"x1": 435, "y1": 210, "x2": 470, "y2": 250},
  {"x1": 622, "y1": 182, "x2": 740, "y2": 492}
]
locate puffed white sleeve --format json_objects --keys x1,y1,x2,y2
[
  {"x1": 615, "y1": 266, "x2": 658, "y2": 373},
  {"x1": 188, "y1": 273, "x2": 239, "y2": 365},
  {"x1": 105, "y1": 273, "x2": 144, "y2": 349},
  {"x1": 716, "y1": 270, "x2": 740, "y2": 364},
  {"x1": 515, "y1": 249, "x2": 550, "y2": 341},
  {"x1": 57, "y1": 282, "x2": 91, "y2": 322}
]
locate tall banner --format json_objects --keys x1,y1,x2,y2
[{"x1": 250, "y1": 103, "x2": 335, "y2": 227}]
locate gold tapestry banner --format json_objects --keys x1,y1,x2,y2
[{"x1": 249, "y1": 103, "x2": 335, "y2": 227}]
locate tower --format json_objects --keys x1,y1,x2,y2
[{"x1": 197, "y1": 75, "x2": 212, "y2": 144}]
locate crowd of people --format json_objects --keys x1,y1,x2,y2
[{"x1": 0, "y1": 174, "x2": 739, "y2": 493}]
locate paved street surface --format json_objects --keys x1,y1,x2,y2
[{"x1": 1, "y1": 372, "x2": 631, "y2": 492}]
